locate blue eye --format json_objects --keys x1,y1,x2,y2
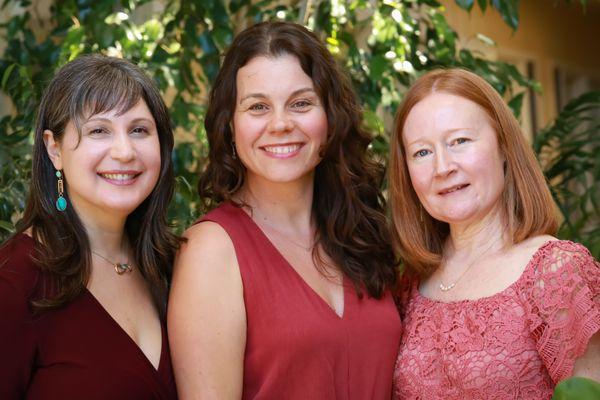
[
  {"x1": 454, "y1": 137, "x2": 469, "y2": 145},
  {"x1": 414, "y1": 149, "x2": 431, "y2": 158}
]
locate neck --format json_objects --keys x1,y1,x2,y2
[
  {"x1": 446, "y1": 206, "x2": 509, "y2": 260},
  {"x1": 240, "y1": 174, "x2": 314, "y2": 232},
  {"x1": 75, "y1": 207, "x2": 129, "y2": 258}
]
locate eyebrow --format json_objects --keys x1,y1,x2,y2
[
  {"x1": 84, "y1": 116, "x2": 155, "y2": 125},
  {"x1": 238, "y1": 87, "x2": 317, "y2": 104}
]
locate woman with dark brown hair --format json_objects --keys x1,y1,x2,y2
[
  {"x1": 168, "y1": 21, "x2": 401, "y2": 399},
  {"x1": 389, "y1": 68, "x2": 600, "y2": 399},
  {"x1": 0, "y1": 55, "x2": 179, "y2": 399}
]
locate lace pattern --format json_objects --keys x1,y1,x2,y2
[{"x1": 394, "y1": 240, "x2": 600, "y2": 400}]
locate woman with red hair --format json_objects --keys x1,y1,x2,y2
[{"x1": 389, "y1": 68, "x2": 599, "y2": 399}]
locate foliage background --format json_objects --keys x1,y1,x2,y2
[{"x1": 0, "y1": 0, "x2": 598, "y2": 256}]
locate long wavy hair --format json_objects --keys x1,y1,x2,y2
[
  {"x1": 11, "y1": 55, "x2": 180, "y2": 314},
  {"x1": 389, "y1": 68, "x2": 558, "y2": 277},
  {"x1": 200, "y1": 21, "x2": 397, "y2": 298}
]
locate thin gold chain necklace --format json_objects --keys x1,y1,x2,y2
[
  {"x1": 439, "y1": 241, "x2": 500, "y2": 292},
  {"x1": 91, "y1": 250, "x2": 134, "y2": 275},
  {"x1": 250, "y1": 206, "x2": 315, "y2": 252}
]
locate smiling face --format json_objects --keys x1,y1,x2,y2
[
  {"x1": 45, "y1": 99, "x2": 161, "y2": 224},
  {"x1": 232, "y1": 54, "x2": 328, "y2": 188},
  {"x1": 402, "y1": 92, "x2": 506, "y2": 227}
]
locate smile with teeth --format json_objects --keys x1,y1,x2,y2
[
  {"x1": 99, "y1": 173, "x2": 139, "y2": 181},
  {"x1": 439, "y1": 184, "x2": 469, "y2": 195},
  {"x1": 262, "y1": 144, "x2": 302, "y2": 155}
]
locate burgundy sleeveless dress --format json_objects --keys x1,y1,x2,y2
[{"x1": 201, "y1": 202, "x2": 402, "y2": 399}]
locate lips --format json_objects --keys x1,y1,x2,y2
[
  {"x1": 438, "y1": 184, "x2": 469, "y2": 195},
  {"x1": 98, "y1": 171, "x2": 141, "y2": 185},
  {"x1": 261, "y1": 143, "x2": 303, "y2": 156}
]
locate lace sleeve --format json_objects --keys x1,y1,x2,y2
[{"x1": 525, "y1": 241, "x2": 600, "y2": 383}]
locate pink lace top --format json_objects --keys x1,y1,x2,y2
[{"x1": 394, "y1": 240, "x2": 600, "y2": 400}]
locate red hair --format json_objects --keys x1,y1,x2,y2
[{"x1": 389, "y1": 68, "x2": 558, "y2": 277}]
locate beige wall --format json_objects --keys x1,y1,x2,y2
[{"x1": 441, "y1": 0, "x2": 600, "y2": 138}]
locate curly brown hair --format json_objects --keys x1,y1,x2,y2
[{"x1": 199, "y1": 21, "x2": 397, "y2": 298}]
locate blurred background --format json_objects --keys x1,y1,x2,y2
[{"x1": 0, "y1": 0, "x2": 599, "y2": 255}]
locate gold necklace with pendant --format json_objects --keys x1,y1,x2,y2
[{"x1": 91, "y1": 250, "x2": 134, "y2": 275}]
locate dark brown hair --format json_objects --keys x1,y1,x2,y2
[
  {"x1": 200, "y1": 21, "x2": 397, "y2": 298},
  {"x1": 12, "y1": 54, "x2": 180, "y2": 313},
  {"x1": 389, "y1": 68, "x2": 558, "y2": 277}
]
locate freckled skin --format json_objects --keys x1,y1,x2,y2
[{"x1": 402, "y1": 92, "x2": 505, "y2": 227}]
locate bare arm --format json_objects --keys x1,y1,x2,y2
[
  {"x1": 572, "y1": 332, "x2": 600, "y2": 381},
  {"x1": 167, "y1": 222, "x2": 246, "y2": 399}
]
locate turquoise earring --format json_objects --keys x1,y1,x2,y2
[{"x1": 55, "y1": 170, "x2": 67, "y2": 211}]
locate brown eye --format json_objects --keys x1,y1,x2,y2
[
  {"x1": 131, "y1": 126, "x2": 149, "y2": 135},
  {"x1": 249, "y1": 103, "x2": 268, "y2": 112},
  {"x1": 88, "y1": 127, "x2": 108, "y2": 136}
]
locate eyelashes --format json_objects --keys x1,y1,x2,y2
[
  {"x1": 411, "y1": 137, "x2": 471, "y2": 159},
  {"x1": 244, "y1": 99, "x2": 316, "y2": 114},
  {"x1": 86, "y1": 126, "x2": 151, "y2": 136}
]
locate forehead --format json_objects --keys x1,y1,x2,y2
[
  {"x1": 403, "y1": 92, "x2": 491, "y2": 140},
  {"x1": 235, "y1": 54, "x2": 314, "y2": 96}
]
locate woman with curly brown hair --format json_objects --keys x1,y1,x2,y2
[{"x1": 168, "y1": 21, "x2": 401, "y2": 399}]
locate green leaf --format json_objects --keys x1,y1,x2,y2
[
  {"x1": 0, "y1": 220, "x2": 14, "y2": 233},
  {"x1": 1, "y1": 63, "x2": 16, "y2": 89},
  {"x1": 552, "y1": 377, "x2": 600, "y2": 400},
  {"x1": 507, "y1": 91, "x2": 524, "y2": 119},
  {"x1": 369, "y1": 54, "x2": 387, "y2": 81},
  {"x1": 455, "y1": 0, "x2": 475, "y2": 11},
  {"x1": 491, "y1": 0, "x2": 520, "y2": 30}
]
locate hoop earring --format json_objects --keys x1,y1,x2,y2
[
  {"x1": 55, "y1": 170, "x2": 67, "y2": 211},
  {"x1": 231, "y1": 141, "x2": 237, "y2": 160}
]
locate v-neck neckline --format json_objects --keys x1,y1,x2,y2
[
  {"x1": 83, "y1": 288, "x2": 167, "y2": 373},
  {"x1": 229, "y1": 202, "x2": 347, "y2": 319}
]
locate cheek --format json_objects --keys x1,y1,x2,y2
[
  {"x1": 302, "y1": 111, "x2": 328, "y2": 144},
  {"x1": 407, "y1": 163, "x2": 430, "y2": 197},
  {"x1": 141, "y1": 139, "x2": 162, "y2": 176},
  {"x1": 232, "y1": 115, "x2": 263, "y2": 147}
]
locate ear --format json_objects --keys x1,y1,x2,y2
[{"x1": 43, "y1": 129, "x2": 62, "y2": 170}]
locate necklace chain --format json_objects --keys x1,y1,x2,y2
[
  {"x1": 261, "y1": 223, "x2": 314, "y2": 252},
  {"x1": 250, "y1": 206, "x2": 314, "y2": 252},
  {"x1": 439, "y1": 241, "x2": 500, "y2": 292},
  {"x1": 91, "y1": 250, "x2": 133, "y2": 275}
]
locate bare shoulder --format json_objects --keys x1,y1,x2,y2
[
  {"x1": 176, "y1": 221, "x2": 238, "y2": 272},
  {"x1": 181, "y1": 221, "x2": 234, "y2": 255},
  {"x1": 516, "y1": 234, "x2": 597, "y2": 274}
]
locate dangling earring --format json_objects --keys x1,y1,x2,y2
[
  {"x1": 55, "y1": 170, "x2": 67, "y2": 211},
  {"x1": 231, "y1": 141, "x2": 237, "y2": 160}
]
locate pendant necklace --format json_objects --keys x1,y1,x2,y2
[{"x1": 92, "y1": 250, "x2": 134, "y2": 275}]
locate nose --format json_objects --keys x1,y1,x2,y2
[
  {"x1": 267, "y1": 108, "x2": 294, "y2": 134},
  {"x1": 110, "y1": 132, "x2": 136, "y2": 162},
  {"x1": 433, "y1": 147, "x2": 456, "y2": 177}
]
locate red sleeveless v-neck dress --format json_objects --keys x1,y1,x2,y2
[{"x1": 201, "y1": 202, "x2": 402, "y2": 399}]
